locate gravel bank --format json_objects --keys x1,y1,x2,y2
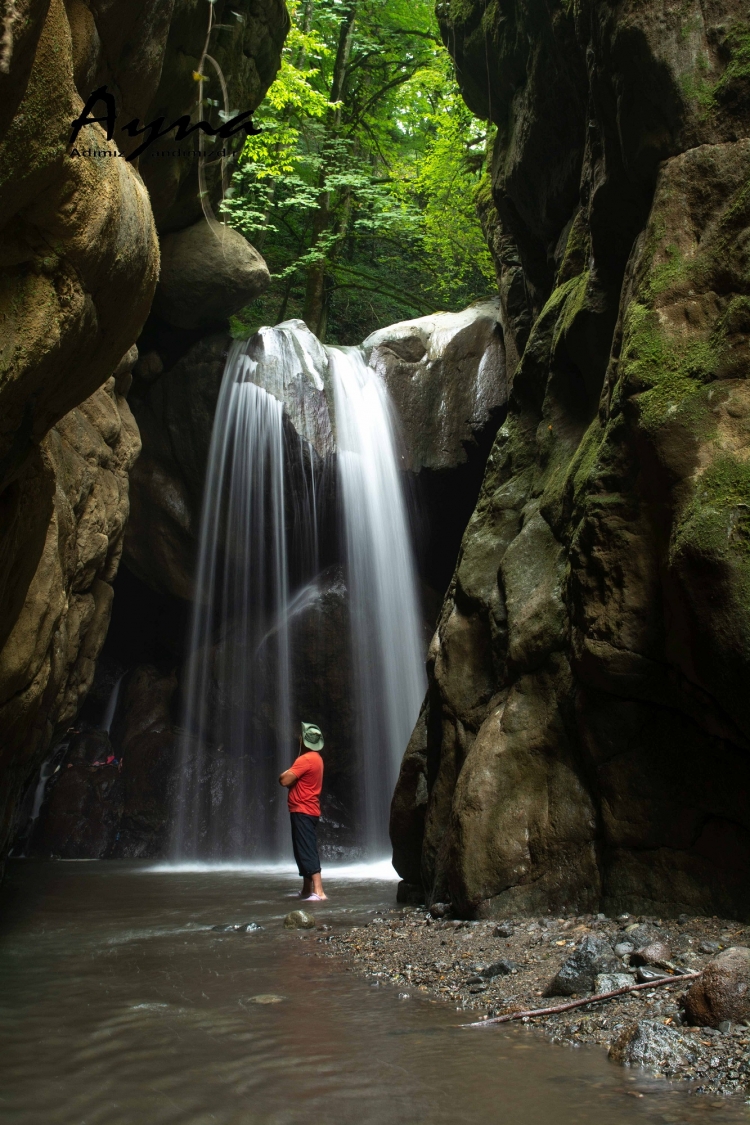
[{"x1": 317, "y1": 907, "x2": 750, "y2": 1098}]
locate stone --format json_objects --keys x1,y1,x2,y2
[
  {"x1": 636, "y1": 966, "x2": 672, "y2": 984},
  {"x1": 621, "y1": 925, "x2": 662, "y2": 950},
  {"x1": 594, "y1": 972, "x2": 633, "y2": 993},
  {"x1": 429, "y1": 902, "x2": 451, "y2": 919},
  {"x1": 480, "y1": 959, "x2": 516, "y2": 979},
  {"x1": 364, "y1": 300, "x2": 507, "y2": 473},
  {"x1": 284, "y1": 910, "x2": 316, "y2": 930},
  {"x1": 249, "y1": 994, "x2": 285, "y2": 1005},
  {"x1": 700, "y1": 941, "x2": 721, "y2": 955},
  {"x1": 494, "y1": 923, "x2": 514, "y2": 938},
  {"x1": 5, "y1": 382, "x2": 141, "y2": 859},
  {"x1": 614, "y1": 942, "x2": 635, "y2": 958},
  {"x1": 396, "y1": 882, "x2": 425, "y2": 906},
  {"x1": 546, "y1": 934, "x2": 618, "y2": 996},
  {"x1": 683, "y1": 947, "x2": 750, "y2": 1029},
  {"x1": 392, "y1": 0, "x2": 750, "y2": 924},
  {"x1": 154, "y1": 220, "x2": 270, "y2": 330},
  {"x1": 609, "y1": 1020, "x2": 698, "y2": 1071},
  {"x1": 631, "y1": 941, "x2": 673, "y2": 967}
]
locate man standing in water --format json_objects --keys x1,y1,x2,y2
[{"x1": 279, "y1": 722, "x2": 327, "y2": 901}]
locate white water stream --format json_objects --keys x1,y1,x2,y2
[
  {"x1": 173, "y1": 325, "x2": 424, "y2": 860},
  {"x1": 330, "y1": 348, "x2": 426, "y2": 850}
]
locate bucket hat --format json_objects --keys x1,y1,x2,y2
[{"x1": 300, "y1": 722, "x2": 324, "y2": 750}]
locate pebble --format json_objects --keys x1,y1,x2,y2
[
  {"x1": 284, "y1": 910, "x2": 316, "y2": 930},
  {"x1": 316, "y1": 907, "x2": 750, "y2": 1099},
  {"x1": 631, "y1": 941, "x2": 672, "y2": 966}
]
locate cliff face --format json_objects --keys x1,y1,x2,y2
[
  {"x1": 391, "y1": 0, "x2": 750, "y2": 918},
  {"x1": 0, "y1": 0, "x2": 159, "y2": 856},
  {"x1": 0, "y1": 0, "x2": 288, "y2": 858}
]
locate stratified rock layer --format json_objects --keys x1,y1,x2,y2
[{"x1": 391, "y1": 0, "x2": 750, "y2": 918}]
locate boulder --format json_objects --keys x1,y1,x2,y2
[
  {"x1": 154, "y1": 220, "x2": 271, "y2": 329},
  {"x1": 364, "y1": 299, "x2": 506, "y2": 473},
  {"x1": 609, "y1": 1021, "x2": 698, "y2": 1073},
  {"x1": 545, "y1": 933, "x2": 619, "y2": 996},
  {"x1": 683, "y1": 947, "x2": 750, "y2": 1028},
  {"x1": 284, "y1": 910, "x2": 316, "y2": 930}
]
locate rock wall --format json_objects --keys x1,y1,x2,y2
[
  {"x1": 0, "y1": 0, "x2": 288, "y2": 858},
  {"x1": 391, "y1": 0, "x2": 750, "y2": 919},
  {"x1": 0, "y1": 0, "x2": 159, "y2": 857}
]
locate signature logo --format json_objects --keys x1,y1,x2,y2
[{"x1": 69, "y1": 85, "x2": 261, "y2": 162}]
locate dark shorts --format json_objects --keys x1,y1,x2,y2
[{"x1": 290, "y1": 812, "x2": 321, "y2": 878}]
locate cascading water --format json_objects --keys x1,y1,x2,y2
[
  {"x1": 329, "y1": 348, "x2": 426, "y2": 851},
  {"x1": 101, "y1": 673, "x2": 125, "y2": 735},
  {"x1": 173, "y1": 322, "x2": 425, "y2": 861},
  {"x1": 174, "y1": 345, "x2": 292, "y2": 859}
]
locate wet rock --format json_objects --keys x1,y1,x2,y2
[
  {"x1": 609, "y1": 1020, "x2": 698, "y2": 1071},
  {"x1": 631, "y1": 941, "x2": 673, "y2": 966},
  {"x1": 494, "y1": 922, "x2": 513, "y2": 938},
  {"x1": 614, "y1": 942, "x2": 635, "y2": 958},
  {"x1": 635, "y1": 966, "x2": 673, "y2": 984},
  {"x1": 396, "y1": 882, "x2": 425, "y2": 906},
  {"x1": 364, "y1": 300, "x2": 506, "y2": 474},
  {"x1": 620, "y1": 924, "x2": 662, "y2": 950},
  {"x1": 477, "y1": 959, "x2": 516, "y2": 980},
  {"x1": 546, "y1": 934, "x2": 618, "y2": 996},
  {"x1": 393, "y1": 0, "x2": 750, "y2": 924},
  {"x1": 594, "y1": 973, "x2": 633, "y2": 993},
  {"x1": 429, "y1": 902, "x2": 451, "y2": 919},
  {"x1": 684, "y1": 947, "x2": 750, "y2": 1028},
  {"x1": 700, "y1": 940, "x2": 721, "y2": 955},
  {"x1": 284, "y1": 910, "x2": 316, "y2": 930}
]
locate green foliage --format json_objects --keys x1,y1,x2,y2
[{"x1": 221, "y1": 0, "x2": 495, "y2": 343}]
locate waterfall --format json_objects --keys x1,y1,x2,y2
[
  {"x1": 101, "y1": 673, "x2": 125, "y2": 735},
  {"x1": 330, "y1": 348, "x2": 426, "y2": 851},
  {"x1": 172, "y1": 323, "x2": 425, "y2": 861},
  {"x1": 174, "y1": 343, "x2": 294, "y2": 859}
]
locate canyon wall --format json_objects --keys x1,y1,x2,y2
[
  {"x1": 391, "y1": 0, "x2": 750, "y2": 918},
  {"x1": 0, "y1": 0, "x2": 288, "y2": 858}
]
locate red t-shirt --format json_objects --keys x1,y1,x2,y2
[{"x1": 287, "y1": 751, "x2": 323, "y2": 816}]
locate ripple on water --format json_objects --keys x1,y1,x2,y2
[{"x1": 0, "y1": 859, "x2": 747, "y2": 1125}]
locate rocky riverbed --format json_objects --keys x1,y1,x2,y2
[{"x1": 317, "y1": 907, "x2": 750, "y2": 1099}]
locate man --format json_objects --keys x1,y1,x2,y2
[{"x1": 279, "y1": 722, "x2": 327, "y2": 901}]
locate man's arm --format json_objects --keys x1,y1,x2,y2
[{"x1": 278, "y1": 769, "x2": 298, "y2": 788}]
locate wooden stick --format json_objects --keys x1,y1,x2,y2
[{"x1": 462, "y1": 969, "x2": 703, "y2": 1028}]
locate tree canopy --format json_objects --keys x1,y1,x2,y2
[{"x1": 220, "y1": 0, "x2": 495, "y2": 343}]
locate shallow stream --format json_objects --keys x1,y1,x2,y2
[{"x1": 0, "y1": 860, "x2": 747, "y2": 1124}]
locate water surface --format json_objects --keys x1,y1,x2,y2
[{"x1": 0, "y1": 860, "x2": 747, "y2": 1125}]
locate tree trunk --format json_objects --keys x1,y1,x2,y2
[{"x1": 302, "y1": 0, "x2": 357, "y2": 336}]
